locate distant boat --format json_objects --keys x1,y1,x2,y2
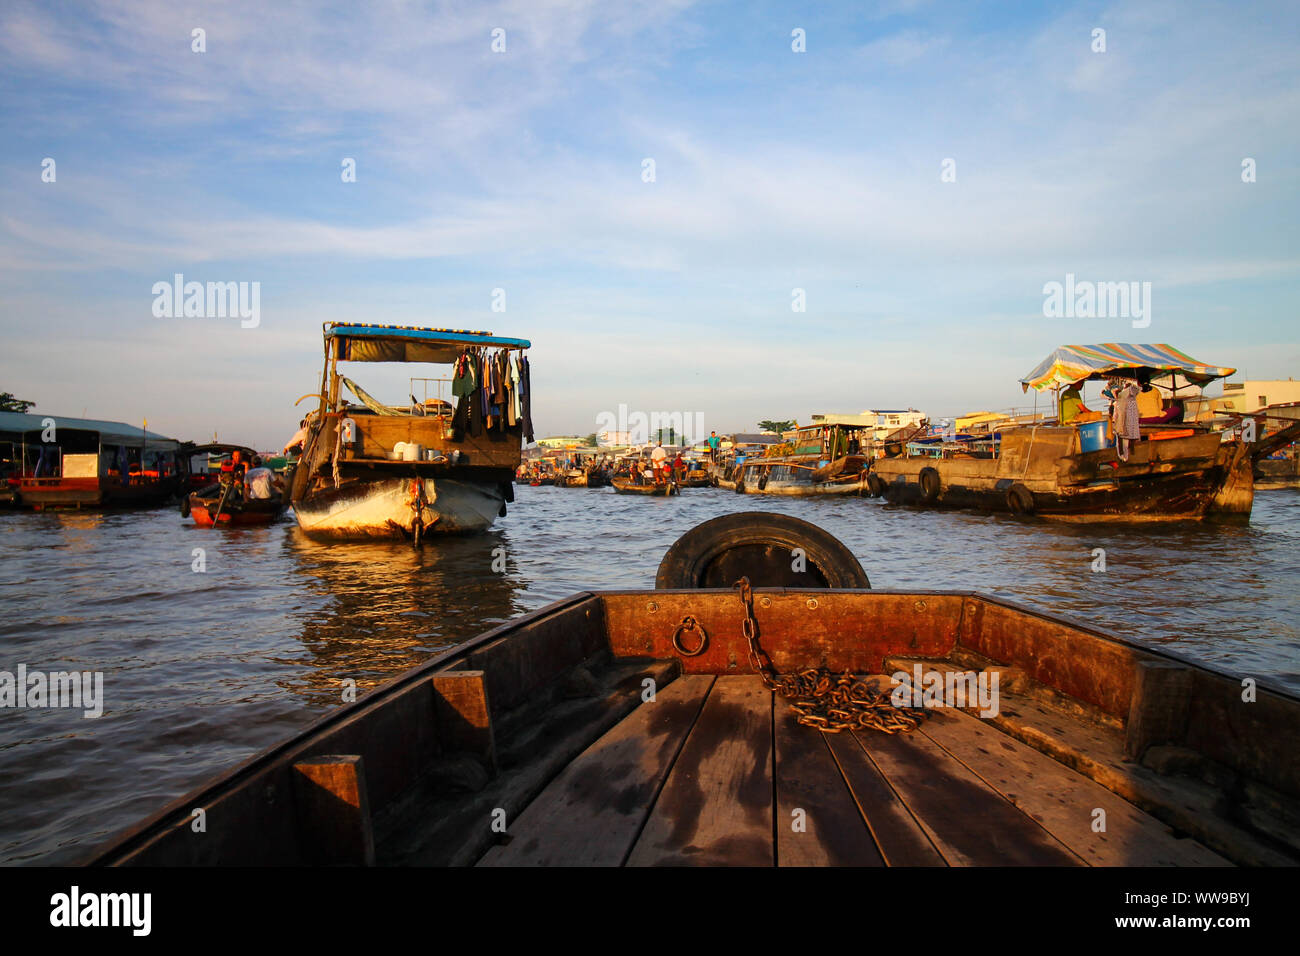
[
  {"x1": 290, "y1": 323, "x2": 533, "y2": 541},
  {"x1": 612, "y1": 477, "x2": 678, "y2": 496},
  {"x1": 868, "y1": 344, "x2": 1293, "y2": 521},
  {"x1": 734, "y1": 421, "x2": 871, "y2": 496},
  {"x1": 0, "y1": 411, "x2": 183, "y2": 509}
]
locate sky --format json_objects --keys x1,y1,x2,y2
[{"x1": 1, "y1": 0, "x2": 1297, "y2": 448}]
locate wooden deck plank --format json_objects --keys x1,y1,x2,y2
[
  {"x1": 919, "y1": 709, "x2": 1229, "y2": 866},
  {"x1": 626, "y1": 675, "x2": 773, "y2": 867},
  {"x1": 822, "y1": 730, "x2": 946, "y2": 866},
  {"x1": 477, "y1": 675, "x2": 715, "y2": 866},
  {"x1": 773, "y1": 697, "x2": 885, "y2": 866},
  {"x1": 854, "y1": 725, "x2": 1084, "y2": 866}
]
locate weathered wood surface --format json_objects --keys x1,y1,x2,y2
[
  {"x1": 627, "y1": 676, "x2": 773, "y2": 866},
  {"x1": 432, "y1": 671, "x2": 496, "y2": 769},
  {"x1": 983, "y1": 688, "x2": 1294, "y2": 866},
  {"x1": 919, "y1": 709, "x2": 1228, "y2": 866},
  {"x1": 384, "y1": 659, "x2": 678, "y2": 866},
  {"x1": 1124, "y1": 661, "x2": 1192, "y2": 760},
  {"x1": 822, "y1": 724, "x2": 946, "y2": 866},
  {"x1": 773, "y1": 697, "x2": 885, "y2": 866},
  {"x1": 291, "y1": 755, "x2": 375, "y2": 866},
  {"x1": 855, "y1": 725, "x2": 1082, "y2": 866},
  {"x1": 602, "y1": 591, "x2": 963, "y2": 677},
  {"x1": 478, "y1": 675, "x2": 714, "y2": 866}
]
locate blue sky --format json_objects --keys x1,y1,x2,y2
[{"x1": 1, "y1": 0, "x2": 1297, "y2": 447}]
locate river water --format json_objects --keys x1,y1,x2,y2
[{"x1": 2, "y1": 486, "x2": 1298, "y2": 864}]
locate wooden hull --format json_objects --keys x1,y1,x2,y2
[
  {"x1": 17, "y1": 476, "x2": 179, "y2": 509},
  {"x1": 1255, "y1": 457, "x2": 1300, "y2": 490},
  {"x1": 86, "y1": 588, "x2": 1300, "y2": 867},
  {"x1": 871, "y1": 428, "x2": 1254, "y2": 522},
  {"x1": 189, "y1": 494, "x2": 286, "y2": 527},
  {"x1": 293, "y1": 478, "x2": 503, "y2": 538},
  {"x1": 612, "y1": 478, "x2": 678, "y2": 496}
]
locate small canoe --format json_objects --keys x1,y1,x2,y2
[
  {"x1": 185, "y1": 487, "x2": 286, "y2": 527},
  {"x1": 612, "y1": 477, "x2": 678, "y2": 496},
  {"x1": 85, "y1": 512, "x2": 1299, "y2": 867}
]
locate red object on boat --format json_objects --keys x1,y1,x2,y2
[{"x1": 186, "y1": 491, "x2": 285, "y2": 527}]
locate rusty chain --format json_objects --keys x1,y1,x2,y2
[{"x1": 733, "y1": 577, "x2": 927, "y2": 735}]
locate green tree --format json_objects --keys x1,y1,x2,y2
[
  {"x1": 757, "y1": 419, "x2": 795, "y2": 435},
  {"x1": 0, "y1": 392, "x2": 35, "y2": 413},
  {"x1": 582, "y1": 432, "x2": 598, "y2": 447}
]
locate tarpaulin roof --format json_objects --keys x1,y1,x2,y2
[
  {"x1": 0, "y1": 411, "x2": 178, "y2": 449},
  {"x1": 325, "y1": 323, "x2": 530, "y2": 363},
  {"x1": 1019, "y1": 344, "x2": 1235, "y2": 393}
]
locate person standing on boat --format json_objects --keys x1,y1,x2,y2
[
  {"x1": 706, "y1": 431, "x2": 721, "y2": 462},
  {"x1": 650, "y1": 443, "x2": 668, "y2": 485}
]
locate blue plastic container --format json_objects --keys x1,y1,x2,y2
[{"x1": 1077, "y1": 420, "x2": 1108, "y2": 453}]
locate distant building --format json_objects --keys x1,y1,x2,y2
[
  {"x1": 535, "y1": 436, "x2": 584, "y2": 449},
  {"x1": 810, "y1": 409, "x2": 926, "y2": 440},
  {"x1": 596, "y1": 430, "x2": 633, "y2": 447},
  {"x1": 1220, "y1": 379, "x2": 1300, "y2": 413}
]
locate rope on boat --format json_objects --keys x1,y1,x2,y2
[{"x1": 733, "y1": 577, "x2": 927, "y2": 735}]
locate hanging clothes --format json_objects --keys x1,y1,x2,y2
[
  {"x1": 519, "y1": 354, "x2": 534, "y2": 443},
  {"x1": 506, "y1": 353, "x2": 520, "y2": 427}
]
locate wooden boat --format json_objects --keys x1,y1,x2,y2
[
  {"x1": 185, "y1": 484, "x2": 287, "y2": 527},
  {"x1": 868, "y1": 344, "x2": 1296, "y2": 521},
  {"x1": 290, "y1": 323, "x2": 532, "y2": 540},
  {"x1": 86, "y1": 513, "x2": 1299, "y2": 867},
  {"x1": 1249, "y1": 403, "x2": 1300, "y2": 490},
  {"x1": 735, "y1": 421, "x2": 871, "y2": 496},
  {"x1": 1, "y1": 412, "x2": 184, "y2": 509},
  {"x1": 612, "y1": 476, "x2": 678, "y2": 496}
]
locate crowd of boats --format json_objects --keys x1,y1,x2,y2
[{"x1": 2, "y1": 331, "x2": 1298, "y2": 534}]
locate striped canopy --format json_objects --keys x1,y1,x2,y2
[{"x1": 1019, "y1": 344, "x2": 1235, "y2": 393}]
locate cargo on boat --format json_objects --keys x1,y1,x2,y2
[
  {"x1": 84, "y1": 514, "x2": 1300, "y2": 868},
  {"x1": 869, "y1": 344, "x2": 1295, "y2": 521},
  {"x1": 734, "y1": 421, "x2": 871, "y2": 495},
  {"x1": 290, "y1": 323, "x2": 533, "y2": 540},
  {"x1": 0, "y1": 411, "x2": 184, "y2": 509}
]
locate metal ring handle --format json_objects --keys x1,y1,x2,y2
[{"x1": 671, "y1": 615, "x2": 708, "y2": 657}]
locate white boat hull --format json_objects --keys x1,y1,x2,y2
[{"x1": 294, "y1": 478, "x2": 504, "y2": 538}]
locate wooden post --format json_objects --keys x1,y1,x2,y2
[
  {"x1": 1125, "y1": 661, "x2": 1192, "y2": 761},
  {"x1": 291, "y1": 755, "x2": 375, "y2": 865},
  {"x1": 432, "y1": 671, "x2": 497, "y2": 771}
]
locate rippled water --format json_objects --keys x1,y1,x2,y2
[{"x1": 2, "y1": 487, "x2": 1298, "y2": 864}]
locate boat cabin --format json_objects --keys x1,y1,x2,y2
[{"x1": 1, "y1": 411, "x2": 183, "y2": 508}]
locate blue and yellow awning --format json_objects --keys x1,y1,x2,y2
[{"x1": 1019, "y1": 344, "x2": 1235, "y2": 393}]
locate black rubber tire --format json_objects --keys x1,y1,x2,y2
[
  {"x1": 1007, "y1": 483, "x2": 1035, "y2": 514},
  {"x1": 757, "y1": 474, "x2": 769, "y2": 491},
  {"x1": 734, "y1": 480, "x2": 746, "y2": 494},
  {"x1": 866, "y1": 473, "x2": 887, "y2": 498},
  {"x1": 919, "y1": 467, "x2": 941, "y2": 502},
  {"x1": 655, "y1": 512, "x2": 870, "y2": 590},
  {"x1": 180, "y1": 495, "x2": 191, "y2": 518}
]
